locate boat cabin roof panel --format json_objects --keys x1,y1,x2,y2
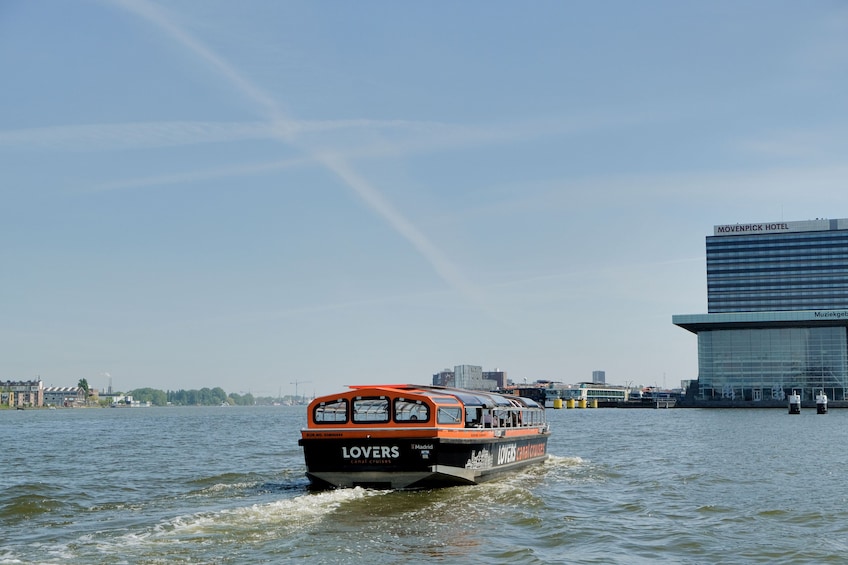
[{"x1": 305, "y1": 384, "x2": 544, "y2": 429}]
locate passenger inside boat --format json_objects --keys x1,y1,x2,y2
[{"x1": 481, "y1": 409, "x2": 494, "y2": 427}]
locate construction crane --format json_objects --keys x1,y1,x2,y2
[{"x1": 290, "y1": 380, "x2": 311, "y2": 404}]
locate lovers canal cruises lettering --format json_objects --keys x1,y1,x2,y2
[
  {"x1": 496, "y1": 442, "x2": 547, "y2": 465},
  {"x1": 342, "y1": 445, "x2": 400, "y2": 461},
  {"x1": 341, "y1": 443, "x2": 435, "y2": 464},
  {"x1": 339, "y1": 440, "x2": 547, "y2": 468}
]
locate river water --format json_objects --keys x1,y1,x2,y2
[{"x1": 1, "y1": 405, "x2": 846, "y2": 564}]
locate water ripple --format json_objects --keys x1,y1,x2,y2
[{"x1": 4, "y1": 406, "x2": 848, "y2": 563}]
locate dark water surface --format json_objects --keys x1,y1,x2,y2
[{"x1": 2, "y1": 405, "x2": 846, "y2": 564}]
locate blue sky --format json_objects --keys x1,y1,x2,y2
[{"x1": 2, "y1": 1, "x2": 847, "y2": 397}]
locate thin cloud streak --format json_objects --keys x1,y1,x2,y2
[
  {"x1": 0, "y1": 121, "x2": 267, "y2": 150},
  {"x1": 114, "y1": 0, "x2": 283, "y2": 122},
  {"x1": 0, "y1": 119, "x2": 428, "y2": 151},
  {"x1": 89, "y1": 155, "x2": 311, "y2": 192},
  {"x1": 83, "y1": 112, "x2": 643, "y2": 192},
  {"x1": 317, "y1": 152, "x2": 497, "y2": 318},
  {"x1": 115, "y1": 0, "x2": 490, "y2": 315}
]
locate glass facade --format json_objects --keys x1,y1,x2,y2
[
  {"x1": 707, "y1": 229, "x2": 848, "y2": 313},
  {"x1": 697, "y1": 327, "x2": 848, "y2": 401}
]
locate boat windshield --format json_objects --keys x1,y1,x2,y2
[
  {"x1": 314, "y1": 399, "x2": 348, "y2": 423},
  {"x1": 394, "y1": 397, "x2": 430, "y2": 423},
  {"x1": 437, "y1": 406, "x2": 463, "y2": 424},
  {"x1": 352, "y1": 397, "x2": 390, "y2": 423}
]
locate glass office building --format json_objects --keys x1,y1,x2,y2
[{"x1": 674, "y1": 219, "x2": 848, "y2": 403}]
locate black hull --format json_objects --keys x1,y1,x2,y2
[{"x1": 299, "y1": 433, "x2": 550, "y2": 490}]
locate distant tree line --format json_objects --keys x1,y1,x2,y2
[{"x1": 126, "y1": 387, "x2": 264, "y2": 407}]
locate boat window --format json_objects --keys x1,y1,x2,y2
[
  {"x1": 437, "y1": 406, "x2": 462, "y2": 424},
  {"x1": 394, "y1": 398, "x2": 430, "y2": 423},
  {"x1": 313, "y1": 399, "x2": 348, "y2": 424},
  {"x1": 465, "y1": 406, "x2": 482, "y2": 427},
  {"x1": 353, "y1": 396, "x2": 390, "y2": 423}
]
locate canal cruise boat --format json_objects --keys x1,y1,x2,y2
[{"x1": 299, "y1": 384, "x2": 551, "y2": 490}]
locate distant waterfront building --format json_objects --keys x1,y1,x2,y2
[
  {"x1": 454, "y1": 365, "x2": 483, "y2": 389},
  {"x1": 110, "y1": 394, "x2": 151, "y2": 408},
  {"x1": 433, "y1": 365, "x2": 499, "y2": 391},
  {"x1": 43, "y1": 386, "x2": 85, "y2": 407},
  {"x1": 1, "y1": 379, "x2": 44, "y2": 407},
  {"x1": 483, "y1": 369, "x2": 507, "y2": 389},
  {"x1": 592, "y1": 370, "x2": 606, "y2": 384},
  {"x1": 673, "y1": 219, "x2": 848, "y2": 403},
  {"x1": 432, "y1": 369, "x2": 454, "y2": 387},
  {"x1": 549, "y1": 382, "x2": 629, "y2": 404}
]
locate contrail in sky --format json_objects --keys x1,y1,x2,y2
[{"x1": 114, "y1": 0, "x2": 491, "y2": 315}]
